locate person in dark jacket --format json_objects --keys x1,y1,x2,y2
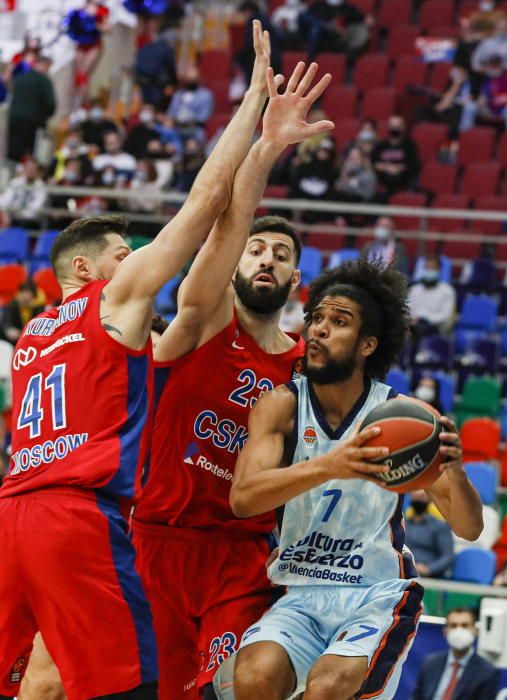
[
  {"x1": 405, "y1": 489, "x2": 454, "y2": 578},
  {"x1": 412, "y1": 607, "x2": 499, "y2": 700},
  {"x1": 298, "y1": 0, "x2": 369, "y2": 60},
  {"x1": 371, "y1": 114, "x2": 420, "y2": 197},
  {"x1": 8, "y1": 55, "x2": 56, "y2": 162}
]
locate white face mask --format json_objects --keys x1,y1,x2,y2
[
  {"x1": 480, "y1": 1, "x2": 494, "y2": 11},
  {"x1": 447, "y1": 627, "x2": 475, "y2": 651},
  {"x1": 415, "y1": 385, "x2": 436, "y2": 403},
  {"x1": 374, "y1": 225, "x2": 390, "y2": 241}
]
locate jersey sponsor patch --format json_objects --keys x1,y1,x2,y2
[
  {"x1": 10, "y1": 656, "x2": 26, "y2": 683},
  {"x1": 12, "y1": 346, "x2": 37, "y2": 370},
  {"x1": 183, "y1": 442, "x2": 233, "y2": 481}
]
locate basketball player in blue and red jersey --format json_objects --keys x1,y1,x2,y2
[
  {"x1": 0, "y1": 21, "x2": 280, "y2": 700},
  {"x1": 132, "y1": 62, "x2": 335, "y2": 699}
]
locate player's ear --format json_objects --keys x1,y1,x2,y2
[
  {"x1": 72, "y1": 255, "x2": 93, "y2": 282},
  {"x1": 360, "y1": 335, "x2": 378, "y2": 358},
  {"x1": 291, "y1": 269, "x2": 301, "y2": 291}
]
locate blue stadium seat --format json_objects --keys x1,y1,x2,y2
[
  {"x1": 464, "y1": 462, "x2": 497, "y2": 506},
  {"x1": 434, "y1": 371, "x2": 455, "y2": 414},
  {"x1": 458, "y1": 337, "x2": 500, "y2": 373},
  {"x1": 29, "y1": 257, "x2": 51, "y2": 275},
  {"x1": 501, "y1": 404, "x2": 507, "y2": 439},
  {"x1": 460, "y1": 259, "x2": 496, "y2": 293},
  {"x1": 414, "y1": 335, "x2": 453, "y2": 371},
  {"x1": 412, "y1": 255, "x2": 452, "y2": 283},
  {"x1": 0, "y1": 227, "x2": 29, "y2": 262},
  {"x1": 452, "y1": 549, "x2": 497, "y2": 584},
  {"x1": 33, "y1": 229, "x2": 59, "y2": 258},
  {"x1": 328, "y1": 249, "x2": 360, "y2": 268},
  {"x1": 386, "y1": 367, "x2": 410, "y2": 395},
  {"x1": 155, "y1": 276, "x2": 181, "y2": 315},
  {"x1": 455, "y1": 295, "x2": 498, "y2": 333},
  {"x1": 299, "y1": 246, "x2": 322, "y2": 287},
  {"x1": 454, "y1": 328, "x2": 488, "y2": 355}
]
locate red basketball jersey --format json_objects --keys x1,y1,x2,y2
[
  {"x1": 135, "y1": 313, "x2": 304, "y2": 531},
  {"x1": 1, "y1": 280, "x2": 153, "y2": 502}
]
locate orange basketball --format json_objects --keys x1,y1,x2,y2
[{"x1": 360, "y1": 398, "x2": 443, "y2": 493}]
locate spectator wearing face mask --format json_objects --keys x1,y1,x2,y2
[
  {"x1": 335, "y1": 146, "x2": 376, "y2": 204},
  {"x1": 472, "y1": 15, "x2": 507, "y2": 72},
  {"x1": 289, "y1": 136, "x2": 338, "y2": 221},
  {"x1": 125, "y1": 106, "x2": 162, "y2": 159},
  {"x1": 413, "y1": 376, "x2": 443, "y2": 414},
  {"x1": 467, "y1": 0, "x2": 506, "y2": 36},
  {"x1": 412, "y1": 608, "x2": 499, "y2": 700},
  {"x1": 166, "y1": 66, "x2": 214, "y2": 142},
  {"x1": 49, "y1": 157, "x2": 88, "y2": 226},
  {"x1": 0, "y1": 158, "x2": 47, "y2": 228},
  {"x1": 80, "y1": 100, "x2": 118, "y2": 150},
  {"x1": 371, "y1": 115, "x2": 420, "y2": 198},
  {"x1": 464, "y1": 53, "x2": 507, "y2": 127},
  {"x1": 362, "y1": 216, "x2": 408, "y2": 274},
  {"x1": 92, "y1": 131, "x2": 137, "y2": 181},
  {"x1": 172, "y1": 137, "x2": 206, "y2": 192},
  {"x1": 1, "y1": 281, "x2": 46, "y2": 345},
  {"x1": 409, "y1": 255, "x2": 456, "y2": 338},
  {"x1": 271, "y1": 0, "x2": 307, "y2": 49},
  {"x1": 51, "y1": 127, "x2": 93, "y2": 182},
  {"x1": 298, "y1": 0, "x2": 370, "y2": 61},
  {"x1": 419, "y1": 66, "x2": 475, "y2": 141},
  {"x1": 405, "y1": 490, "x2": 454, "y2": 579}
]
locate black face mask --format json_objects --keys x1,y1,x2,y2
[
  {"x1": 389, "y1": 128, "x2": 403, "y2": 139},
  {"x1": 412, "y1": 500, "x2": 428, "y2": 515},
  {"x1": 422, "y1": 279, "x2": 439, "y2": 288}
]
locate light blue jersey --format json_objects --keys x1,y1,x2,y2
[{"x1": 268, "y1": 376, "x2": 417, "y2": 588}]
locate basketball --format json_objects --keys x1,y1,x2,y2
[{"x1": 361, "y1": 398, "x2": 444, "y2": 493}]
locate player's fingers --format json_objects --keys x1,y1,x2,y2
[
  {"x1": 274, "y1": 73, "x2": 285, "y2": 89},
  {"x1": 440, "y1": 445, "x2": 461, "y2": 459},
  {"x1": 304, "y1": 119, "x2": 335, "y2": 137},
  {"x1": 252, "y1": 19, "x2": 262, "y2": 54},
  {"x1": 440, "y1": 415, "x2": 458, "y2": 433},
  {"x1": 303, "y1": 72, "x2": 333, "y2": 104},
  {"x1": 439, "y1": 431, "x2": 460, "y2": 445},
  {"x1": 294, "y1": 62, "x2": 319, "y2": 96},
  {"x1": 286, "y1": 61, "x2": 306, "y2": 93},
  {"x1": 354, "y1": 425, "x2": 381, "y2": 444},
  {"x1": 351, "y1": 461, "x2": 390, "y2": 475},
  {"x1": 263, "y1": 29, "x2": 271, "y2": 57},
  {"x1": 356, "y1": 446, "x2": 390, "y2": 460},
  {"x1": 439, "y1": 460, "x2": 460, "y2": 472},
  {"x1": 266, "y1": 67, "x2": 278, "y2": 98}
]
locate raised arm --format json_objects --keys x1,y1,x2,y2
[
  {"x1": 100, "y1": 21, "x2": 274, "y2": 346},
  {"x1": 155, "y1": 61, "x2": 335, "y2": 362},
  {"x1": 231, "y1": 386, "x2": 391, "y2": 518},
  {"x1": 426, "y1": 417, "x2": 483, "y2": 541}
]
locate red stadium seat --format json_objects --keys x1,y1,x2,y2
[
  {"x1": 323, "y1": 86, "x2": 358, "y2": 121},
  {"x1": 431, "y1": 25, "x2": 460, "y2": 38},
  {"x1": 349, "y1": 0, "x2": 375, "y2": 13},
  {"x1": 264, "y1": 185, "x2": 289, "y2": 199},
  {"x1": 33, "y1": 268, "x2": 62, "y2": 305},
  {"x1": 208, "y1": 80, "x2": 231, "y2": 112},
  {"x1": 474, "y1": 195, "x2": 507, "y2": 234},
  {"x1": 205, "y1": 111, "x2": 231, "y2": 140},
  {"x1": 497, "y1": 131, "x2": 507, "y2": 170},
  {"x1": 419, "y1": 0, "x2": 454, "y2": 31},
  {"x1": 419, "y1": 160, "x2": 457, "y2": 195},
  {"x1": 411, "y1": 122, "x2": 448, "y2": 161},
  {"x1": 333, "y1": 118, "x2": 360, "y2": 149},
  {"x1": 392, "y1": 56, "x2": 428, "y2": 92},
  {"x1": 430, "y1": 61, "x2": 452, "y2": 93},
  {"x1": 0, "y1": 264, "x2": 26, "y2": 305},
  {"x1": 429, "y1": 194, "x2": 470, "y2": 232},
  {"x1": 198, "y1": 50, "x2": 231, "y2": 82},
  {"x1": 387, "y1": 25, "x2": 419, "y2": 59},
  {"x1": 313, "y1": 53, "x2": 346, "y2": 84},
  {"x1": 306, "y1": 229, "x2": 344, "y2": 252},
  {"x1": 282, "y1": 51, "x2": 306, "y2": 79},
  {"x1": 353, "y1": 55, "x2": 389, "y2": 91},
  {"x1": 360, "y1": 87, "x2": 397, "y2": 120},
  {"x1": 457, "y1": 127, "x2": 496, "y2": 166},
  {"x1": 378, "y1": 0, "x2": 412, "y2": 28},
  {"x1": 389, "y1": 191, "x2": 427, "y2": 232},
  {"x1": 461, "y1": 417, "x2": 501, "y2": 463},
  {"x1": 441, "y1": 237, "x2": 482, "y2": 260},
  {"x1": 460, "y1": 163, "x2": 501, "y2": 199}
]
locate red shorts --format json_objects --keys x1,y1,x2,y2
[
  {"x1": 132, "y1": 520, "x2": 277, "y2": 700},
  {"x1": 0, "y1": 488, "x2": 158, "y2": 700}
]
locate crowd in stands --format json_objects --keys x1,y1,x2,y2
[{"x1": 1, "y1": 0, "x2": 507, "y2": 609}]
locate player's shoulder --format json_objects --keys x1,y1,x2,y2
[{"x1": 250, "y1": 384, "x2": 297, "y2": 434}]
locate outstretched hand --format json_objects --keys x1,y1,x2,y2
[
  {"x1": 249, "y1": 19, "x2": 284, "y2": 96},
  {"x1": 262, "y1": 62, "x2": 334, "y2": 149}
]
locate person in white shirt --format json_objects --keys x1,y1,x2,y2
[
  {"x1": 279, "y1": 287, "x2": 305, "y2": 333},
  {"x1": 0, "y1": 158, "x2": 47, "y2": 228},
  {"x1": 92, "y1": 131, "x2": 137, "y2": 181},
  {"x1": 409, "y1": 255, "x2": 456, "y2": 337}
]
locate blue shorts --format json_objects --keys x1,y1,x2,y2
[{"x1": 239, "y1": 579, "x2": 423, "y2": 699}]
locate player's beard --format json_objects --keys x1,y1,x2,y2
[
  {"x1": 303, "y1": 336, "x2": 360, "y2": 385},
  {"x1": 233, "y1": 269, "x2": 293, "y2": 315}
]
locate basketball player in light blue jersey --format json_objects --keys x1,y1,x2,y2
[{"x1": 220, "y1": 260, "x2": 483, "y2": 700}]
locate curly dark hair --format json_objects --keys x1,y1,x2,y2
[{"x1": 304, "y1": 259, "x2": 410, "y2": 379}]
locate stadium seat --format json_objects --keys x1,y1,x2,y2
[
  {"x1": 281, "y1": 51, "x2": 306, "y2": 79},
  {"x1": 414, "y1": 335, "x2": 454, "y2": 371},
  {"x1": 430, "y1": 61, "x2": 452, "y2": 93},
  {"x1": 389, "y1": 192, "x2": 427, "y2": 231},
  {"x1": 0, "y1": 263, "x2": 27, "y2": 305},
  {"x1": 385, "y1": 367, "x2": 410, "y2": 394},
  {"x1": 434, "y1": 371, "x2": 455, "y2": 413},
  {"x1": 360, "y1": 87, "x2": 397, "y2": 121},
  {"x1": 312, "y1": 53, "x2": 346, "y2": 84},
  {"x1": 460, "y1": 258, "x2": 497, "y2": 293},
  {"x1": 460, "y1": 163, "x2": 501, "y2": 199},
  {"x1": 392, "y1": 56, "x2": 428, "y2": 92},
  {"x1": 377, "y1": 0, "x2": 411, "y2": 29},
  {"x1": 350, "y1": 0, "x2": 375, "y2": 13},
  {"x1": 429, "y1": 194, "x2": 470, "y2": 232},
  {"x1": 464, "y1": 463, "x2": 497, "y2": 505},
  {"x1": 0, "y1": 227, "x2": 30, "y2": 263},
  {"x1": 459, "y1": 337, "x2": 500, "y2": 377},
  {"x1": 353, "y1": 55, "x2": 389, "y2": 91},
  {"x1": 456, "y1": 294, "x2": 498, "y2": 332},
  {"x1": 155, "y1": 275, "x2": 182, "y2": 315},
  {"x1": 198, "y1": 49, "x2": 231, "y2": 82},
  {"x1": 323, "y1": 86, "x2": 358, "y2": 121},
  {"x1": 328, "y1": 249, "x2": 360, "y2": 267},
  {"x1": 419, "y1": 161, "x2": 457, "y2": 196},
  {"x1": 455, "y1": 376, "x2": 502, "y2": 427},
  {"x1": 457, "y1": 127, "x2": 496, "y2": 166},
  {"x1": 412, "y1": 254, "x2": 452, "y2": 282},
  {"x1": 205, "y1": 112, "x2": 231, "y2": 140},
  {"x1": 473, "y1": 196, "x2": 507, "y2": 235},
  {"x1": 333, "y1": 119, "x2": 360, "y2": 150},
  {"x1": 452, "y1": 548, "x2": 497, "y2": 584},
  {"x1": 412, "y1": 123, "x2": 448, "y2": 162},
  {"x1": 441, "y1": 237, "x2": 481, "y2": 261},
  {"x1": 461, "y1": 418, "x2": 501, "y2": 464},
  {"x1": 209, "y1": 80, "x2": 232, "y2": 112},
  {"x1": 29, "y1": 257, "x2": 51, "y2": 275},
  {"x1": 299, "y1": 246, "x2": 323, "y2": 286},
  {"x1": 263, "y1": 185, "x2": 289, "y2": 199},
  {"x1": 386, "y1": 25, "x2": 419, "y2": 59},
  {"x1": 419, "y1": 0, "x2": 454, "y2": 31},
  {"x1": 497, "y1": 130, "x2": 507, "y2": 170},
  {"x1": 33, "y1": 268, "x2": 62, "y2": 306},
  {"x1": 33, "y1": 229, "x2": 59, "y2": 258}
]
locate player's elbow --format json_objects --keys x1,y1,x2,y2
[
  {"x1": 230, "y1": 485, "x2": 256, "y2": 518},
  {"x1": 188, "y1": 180, "x2": 231, "y2": 220},
  {"x1": 453, "y1": 514, "x2": 484, "y2": 541}
]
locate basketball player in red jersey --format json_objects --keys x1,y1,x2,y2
[
  {"x1": 0, "y1": 22, "x2": 280, "y2": 700},
  {"x1": 132, "y1": 60, "x2": 335, "y2": 698}
]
